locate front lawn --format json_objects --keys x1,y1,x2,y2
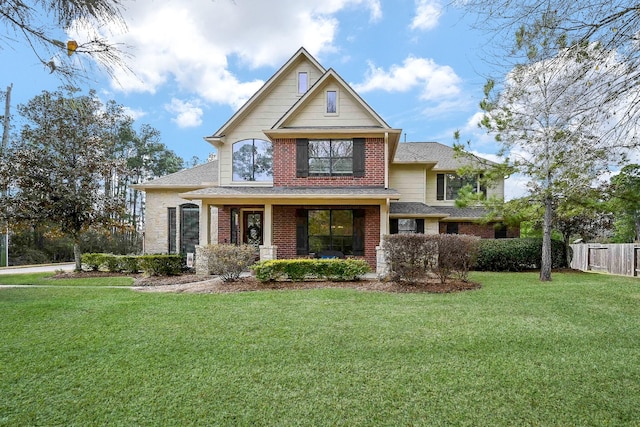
[
  {"x1": 1, "y1": 271, "x2": 639, "y2": 425},
  {"x1": 0, "y1": 272, "x2": 134, "y2": 287}
]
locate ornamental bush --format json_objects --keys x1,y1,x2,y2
[
  {"x1": 251, "y1": 259, "x2": 370, "y2": 282},
  {"x1": 382, "y1": 234, "x2": 480, "y2": 283},
  {"x1": 201, "y1": 244, "x2": 257, "y2": 282},
  {"x1": 474, "y1": 238, "x2": 567, "y2": 271}
]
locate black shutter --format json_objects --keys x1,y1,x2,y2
[
  {"x1": 296, "y1": 139, "x2": 309, "y2": 177},
  {"x1": 353, "y1": 138, "x2": 365, "y2": 177},
  {"x1": 389, "y1": 218, "x2": 398, "y2": 234},
  {"x1": 416, "y1": 218, "x2": 425, "y2": 234},
  {"x1": 437, "y1": 174, "x2": 445, "y2": 200},
  {"x1": 296, "y1": 209, "x2": 308, "y2": 255},
  {"x1": 353, "y1": 209, "x2": 365, "y2": 256}
]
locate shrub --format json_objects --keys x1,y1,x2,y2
[
  {"x1": 138, "y1": 255, "x2": 183, "y2": 276},
  {"x1": 434, "y1": 234, "x2": 480, "y2": 283},
  {"x1": 201, "y1": 244, "x2": 256, "y2": 282},
  {"x1": 474, "y1": 238, "x2": 567, "y2": 271},
  {"x1": 81, "y1": 253, "x2": 108, "y2": 271},
  {"x1": 103, "y1": 254, "x2": 121, "y2": 273},
  {"x1": 119, "y1": 256, "x2": 140, "y2": 274},
  {"x1": 251, "y1": 259, "x2": 370, "y2": 282},
  {"x1": 383, "y1": 234, "x2": 437, "y2": 283}
]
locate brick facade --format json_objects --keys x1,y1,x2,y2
[{"x1": 273, "y1": 138, "x2": 386, "y2": 187}]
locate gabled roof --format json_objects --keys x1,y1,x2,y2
[
  {"x1": 272, "y1": 68, "x2": 390, "y2": 130},
  {"x1": 131, "y1": 160, "x2": 218, "y2": 190},
  {"x1": 206, "y1": 47, "x2": 325, "y2": 141},
  {"x1": 393, "y1": 142, "x2": 495, "y2": 170}
]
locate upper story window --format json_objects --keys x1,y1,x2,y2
[
  {"x1": 296, "y1": 138, "x2": 365, "y2": 178},
  {"x1": 326, "y1": 90, "x2": 337, "y2": 114},
  {"x1": 436, "y1": 173, "x2": 486, "y2": 201},
  {"x1": 309, "y1": 139, "x2": 353, "y2": 176},
  {"x1": 298, "y1": 72, "x2": 308, "y2": 94},
  {"x1": 232, "y1": 139, "x2": 273, "y2": 182}
]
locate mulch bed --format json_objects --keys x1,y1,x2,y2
[{"x1": 51, "y1": 271, "x2": 481, "y2": 294}]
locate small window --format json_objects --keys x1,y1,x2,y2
[
  {"x1": 445, "y1": 222, "x2": 459, "y2": 235},
  {"x1": 180, "y1": 204, "x2": 199, "y2": 254},
  {"x1": 398, "y1": 219, "x2": 417, "y2": 234},
  {"x1": 298, "y1": 72, "x2": 308, "y2": 94},
  {"x1": 326, "y1": 90, "x2": 337, "y2": 114}
]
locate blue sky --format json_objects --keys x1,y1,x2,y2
[{"x1": 1, "y1": 0, "x2": 523, "y2": 195}]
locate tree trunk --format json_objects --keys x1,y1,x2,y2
[
  {"x1": 73, "y1": 239, "x2": 82, "y2": 272},
  {"x1": 540, "y1": 196, "x2": 553, "y2": 281}
]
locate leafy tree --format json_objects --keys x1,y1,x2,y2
[
  {"x1": 608, "y1": 164, "x2": 640, "y2": 242},
  {"x1": 456, "y1": 12, "x2": 637, "y2": 281},
  {"x1": 0, "y1": 86, "x2": 126, "y2": 270},
  {"x1": 0, "y1": 0, "x2": 128, "y2": 80}
]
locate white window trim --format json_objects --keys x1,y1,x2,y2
[
  {"x1": 297, "y1": 71, "x2": 308, "y2": 95},
  {"x1": 444, "y1": 173, "x2": 483, "y2": 201},
  {"x1": 325, "y1": 89, "x2": 339, "y2": 116}
]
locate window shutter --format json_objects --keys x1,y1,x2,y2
[
  {"x1": 416, "y1": 219, "x2": 425, "y2": 234},
  {"x1": 437, "y1": 174, "x2": 445, "y2": 200},
  {"x1": 389, "y1": 218, "x2": 398, "y2": 234},
  {"x1": 296, "y1": 209, "x2": 308, "y2": 255},
  {"x1": 353, "y1": 138, "x2": 365, "y2": 177},
  {"x1": 296, "y1": 139, "x2": 309, "y2": 177},
  {"x1": 353, "y1": 209, "x2": 365, "y2": 256}
]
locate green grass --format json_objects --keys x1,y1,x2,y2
[
  {"x1": 0, "y1": 272, "x2": 134, "y2": 286},
  {"x1": 1, "y1": 271, "x2": 639, "y2": 426}
]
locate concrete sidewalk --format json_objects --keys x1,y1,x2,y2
[{"x1": 0, "y1": 263, "x2": 75, "y2": 275}]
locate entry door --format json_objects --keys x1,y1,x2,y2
[{"x1": 243, "y1": 211, "x2": 263, "y2": 247}]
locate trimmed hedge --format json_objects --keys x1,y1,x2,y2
[
  {"x1": 474, "y1": 238, "x2": 567, "y2": 271},
  {"x1": 200, "y1": 244, "x2": 257, "y2": 282},
  {"x1": 80, "y1": 253, "x2": 185, "y2": 276},
  {"x1": 137, "y1": 255, "x2": 183, "y2": 276},
  {"x1": 251, "y1": 259, "x2": 371, "y2": 282}
]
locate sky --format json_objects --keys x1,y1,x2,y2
[{"x1": 0, "y1": 0, "x2": 528, "y2": 198}]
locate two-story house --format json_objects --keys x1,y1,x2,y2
[{"x1": 134, "y1": 47, "x2": 517, "y2": 274}]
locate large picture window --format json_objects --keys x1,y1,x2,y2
[
  {"x1": 232, "y1": 139, "x2": 273, "y2": 182},
  {"x1": 296, "y1": 209, "x2": 365, "y2": 256},
  {"x1": 437, "y1": 173, "x2": 486, "y2": 201}
]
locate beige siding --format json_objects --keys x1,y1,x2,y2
[
  {"x1": 144, "y1": 190, "x2": 218, "y2": 254},
  {"x1": 218, "y1": 59, "x2": 323, "y2": 185},
  {"x1": 424, "y1": 219, "x2": 439, "y2": 234},
  {"x1": 286, "y1": 81, "x2": 380, "y2": 128},
  {"x1": 389, "y1": 164, "x2": 426, "y2": 203}
]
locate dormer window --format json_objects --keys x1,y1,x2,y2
[
  {"x1": 326, "y1": 90, "x2": 337, "y2": 114},
  {"x1": 298, "y1": 72, "x2": 308, "y2": 94}
]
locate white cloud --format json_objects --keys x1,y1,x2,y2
[
  {"x1": 122, "y1": 106, "x2": 147, "y2": 121},
  {"x1": 82, "y1": 0, "x2": 383, "y2": 110},
  {"x1": 353, "y1": 56, "x2": 462, "y2": 101},
  {"x1": 165, "y1": 98, "x2": 203, "y2": 128},
  {"x1": 410, "y1": 0, "x2": 442, "y2": 31}
]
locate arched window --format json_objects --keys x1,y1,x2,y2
[
  {"x1": 180, "y1": 203, "x2": 199, "y2": 254},
  {"x1": 232, "y1": 139, "x2": 273, "y2": 182}
]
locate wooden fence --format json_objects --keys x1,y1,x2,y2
[{"x1": 570, "y1": 243, "x2": 640, "y2": 277}]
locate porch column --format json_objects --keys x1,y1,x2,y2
[
  {"x1": 199, "y1": 201, "x2": 211, "y2": 246},
  {"x1": 379, "y1": 199, "x2": 389, "y2": 237},
  {"x1": 259, "y1": 203, "x2": 277, "y2": 261}
]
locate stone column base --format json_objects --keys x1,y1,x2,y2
[
  {"x1": 376, "y1": 245, "x2": 388, "y2": 278},
  {"x1": 259, "y1": 245, "x2": 277, "y2": 261},
  {"x1": 195, "y1": 245, "x2": 208, "y2": 276}
]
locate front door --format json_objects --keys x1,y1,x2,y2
[{"x1": 243, "y1": 211, "x2": 263, "y2": 248}]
